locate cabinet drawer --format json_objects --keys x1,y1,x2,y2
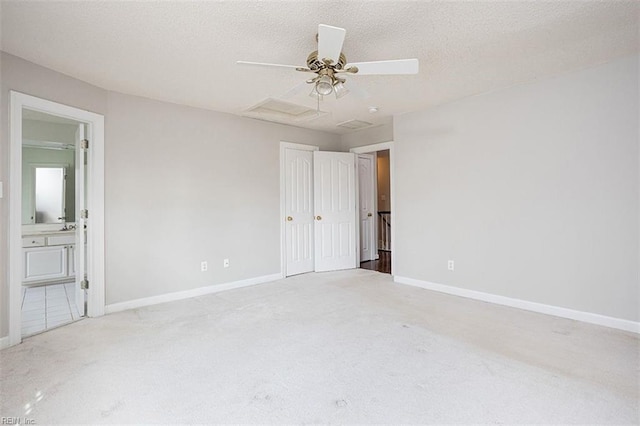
[
  {"x1": 22, "y1": 236, "x2": 45, "y2": 248},
  {"x1": 23, "y1": 246, "x2": 68, "y2": 282},
  {"x1": 47, "y1": 235, "x2": 75, "y2": 246}
]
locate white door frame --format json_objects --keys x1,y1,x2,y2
[
  {"x1": 279, "y1": 141, "x2": 319, "y2": 278},
  {"x1": 350, "y1": 141, "x2": 395, "y2": 275},
  {"x1": 8, "y1": 91, "x2": 105, "y2": 347}
]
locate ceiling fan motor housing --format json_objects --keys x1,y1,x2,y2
[{"x1": 306, "y1": 50, "x2": 347, "y2": 71}]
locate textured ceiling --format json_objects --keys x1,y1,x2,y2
[{"x1": 1, "y1": 1, "x2": 638, "y2": 134}]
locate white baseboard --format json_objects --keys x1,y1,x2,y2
[
  {"x1": 105, "y1": 273, "x2": 283, "y2": 314},
  {"x1": 394, "y1": 276, "x2": 640, "y2": 334},
  {"x1": 0, "y1": 335, "x2": 9, "y2": 350}
]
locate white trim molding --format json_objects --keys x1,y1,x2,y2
[
  {"x1": 280, "y1": 141, "x2": 320, "y2": 152},
  {"x1": 394, "y1": 276, "x2": 640, "y2": 334},
  {"x1": 350, "y1": 141, "x2": 394, "y2": 154},
  {"x1": 0, "y1": 336, "x2": 9, "y2": 350},
  {"x1": 105, "y1": 273, "x2": 282, "y2": 314}
]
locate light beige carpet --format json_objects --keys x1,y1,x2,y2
[{"x1": 1, "y1": 269, "x2": 638, "y2": 424}]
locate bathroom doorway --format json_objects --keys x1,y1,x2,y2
[
  {"x1": 8, "y1": 92, "x2": 105, "y2": 347},
  {"x1": 20, "y1": 111, "x2": 86, "y2": 336}
]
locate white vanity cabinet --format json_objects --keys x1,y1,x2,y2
[
  {"x1": 23, "y1": 245, "x2": 69, "y2": 282},
  {"x1": 22, "y1": 233, "x2": 76, "y2": 284}
]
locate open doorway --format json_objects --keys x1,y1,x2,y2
[
  {"x1": 359, "y1": 149, "x2": 391, "y2": 274},
  {"x1": 20, "y1": 111, "x2": 86, "y2": 336},
  {"x1": 351, "y1": 142, "x2": 395, "y2": 275},
  {"x1": 8, "y1": 92, "x2": 105, "y2": 347}
]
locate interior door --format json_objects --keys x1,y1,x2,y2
[
  {"x1": 75, "y1": 124, "x2": 86, "y2": 316},
  {"x1": 358, "y1": 154, "x2": 376, "y2": 262},
  {"x1": 313, "y1": 151, "x2": 357, "y2": 272},
  {"x1": 284, "y1": 148, "x2": 315, "y2": 276}
]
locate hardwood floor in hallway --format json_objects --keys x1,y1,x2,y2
[{"x1": 360, "y1": 250, "x2": 391, "y2": 274}]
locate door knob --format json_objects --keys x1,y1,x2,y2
[
  {"x1": 316, "y1": 216, "x2": 322, "y2": 221},
  {"x1": 286, "y1": 216, "x2": 293, "y2": 221},
  {"x1": 367, "y1": 213, "x2": 373, "y2": 217}
]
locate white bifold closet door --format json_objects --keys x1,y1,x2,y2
[
  {"x1": 284, "y1": 148, "x2": 315, "y2": 276},
  {"x1": 313, "y1": 151, "x2": 357, "y2": 272},
  {"x1": 284, "y1": 149, "x2": 357, "y2": 275}
]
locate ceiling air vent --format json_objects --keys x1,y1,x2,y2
[
  {"x1": 336, "y1": 119, "x2": 373, "y2": 130},
  {"x1": 243, "y1": 98, "x2": 326, "y2": 123}
]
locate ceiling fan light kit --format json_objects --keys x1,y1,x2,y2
[
  {"x1": 333, "y1": 81, "x2": 349, "y2": 99},
  {"x1": 238, "y1": 24, "x2": 419, "y2": 104},
  {"x1": 315, "y1": 75, "x2": 334, "y2": 96},
  {"x1": 307, "y1": 75, "x2": 350, "y2": 100}
]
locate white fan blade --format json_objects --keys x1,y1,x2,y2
[
  {"x1": 347, "y1": 58, "x2": 419, "y2": 75},
  {"x1": 317, "y1": 24, "x2": 346, "y2": 64},
  {"x1": 280, "y1": 81, "x2": 310, "y2": 99},
  {"x1": 237, "y1": 61, "x2": 306, "y2": 70}
]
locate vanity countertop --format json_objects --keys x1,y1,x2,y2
[{"x1": 22, "y1": 230, "x2": 76, "y2": 237}]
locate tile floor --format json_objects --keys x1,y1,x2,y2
[{"x1": 21, "y1": 282, "x2": 82, "y2": 337}]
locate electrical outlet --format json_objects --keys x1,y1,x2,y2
[
  {"x1": 201, "y1": 261, "x2": 208, "y2": 272},
  {"x1": 223, "y1": 258, "x2": 230, "y2": 268},
  {"x1": 448, "y1": 260, "x2": 454, "y2": 271}
]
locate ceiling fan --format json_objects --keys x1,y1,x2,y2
[{"x1": 237, "y1": 24, "x2": 419, "y2": 101}]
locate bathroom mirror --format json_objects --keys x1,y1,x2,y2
[
  {"x1": 22, "y1": 155, "x2": 75, "y2": 224},
  {"x1": 34, "y1": 166, "x2": 66, "y2": 223},
  {"x1": 22, "y1": 109, "x2": 79, "y2": 225}
]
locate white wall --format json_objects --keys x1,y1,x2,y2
[
  {"x1": 105, "y1": 92, "x2": 340, "y2": 304},
  {"x1": 2, "y1": 50, "x2": 636, "y2": 340},
  {"x1": 0, "y1": 52, "x2": 340, "y2": 338},
  {"x1": 376, "y1": 150, "x2": 391, "y2": 211},
  {"x1": 0, "y1": 52, "x2": 108, "y2": 338},
  {"x1": 341, "y1": 117, "x2": 393, "y2": 151},
  {"x1": 394, "y1": 55, "x2": 639, "y2": 322}
]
